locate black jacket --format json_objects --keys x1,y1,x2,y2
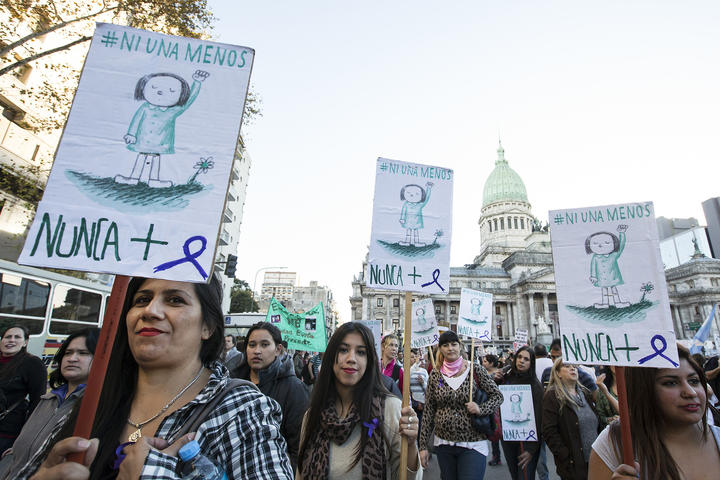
[
  {"x1": 497, "y1": 370, "x2": 544, "y2": 455},
  {"x1": 0, "y1": 353, "x2": 46, "y2": 438},
  {"x1": 231, "y1": 355, "x2": 308, "y2": 469}
]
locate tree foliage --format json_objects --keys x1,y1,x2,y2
[{"x1": 229, "y1": 279, "x2": 259, "y2": 313}]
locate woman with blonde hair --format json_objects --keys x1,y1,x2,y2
[{"x1": 542, "y1": 358, "x2": 600, "y2": 480}]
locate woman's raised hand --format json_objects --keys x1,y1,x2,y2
[{"x1": 30, "y1": 437, "x2": 98, "y2": 480}]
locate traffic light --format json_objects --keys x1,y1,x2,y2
[{"x1": 224, "y1": 254, "x2": 237, "y2": 278}]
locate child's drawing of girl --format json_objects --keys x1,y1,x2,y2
[
  {"x1": 115, "y1": 70, "x2": 209, "y2": 188},
  {"x1": 399, "y1": 181, "x2": 433, "y2": 246},
  {"x1": 585, "y1": 224, "x2": 630, "y2": 308}
]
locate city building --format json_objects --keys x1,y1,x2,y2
[
  {"x1": 259, "y1": 271, "x2": 298, "y2": 310},
  {"x1": 350, "y1": 143, "x2": 720, "y2": 347},
  {"x1": 292, "y1": 280, "x2": 337, "y2": 340}
]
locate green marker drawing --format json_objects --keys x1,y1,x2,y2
[
  {"x1": 399, "y1": 181, "x2": 433, "y2": 247},
  {"x1": 586, "y1": 224, "x2": 630, "y2": 309}
]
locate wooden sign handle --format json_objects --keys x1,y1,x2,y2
[
  {"x1": 67, "y1": 275, "x2": 130, "y2": 463},
  {"x1": 469, "y1": 338, "x2": 474, "y2": 402},
  {"x1": 615, "y1": 366, "x2": 635, "y2": 466},
  {"x1": 400, "y1": 291, "x2": 413, "y2": 480}
]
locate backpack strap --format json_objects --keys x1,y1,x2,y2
[
  {"x1": 167, "y1": 378, "x2": 258, "y2": 444},
  {"x1": 391, "y1": 362, "x2": 401, "y2": 382}
]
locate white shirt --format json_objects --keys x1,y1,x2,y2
[{"x1": 535, "y1": 357, "x2": 554, "y2": 382}]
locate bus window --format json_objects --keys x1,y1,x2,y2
[
  {"x1": 49, "y1": 286, "x2": 102, "y2": 335},
  {"x1": 0, "y1": 274, "x2": 49, "y2": 335}
]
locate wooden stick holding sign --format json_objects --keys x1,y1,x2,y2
[
  {"x1": 469, "y1": 338, "x2": 474, "y2": 402},
  {"x1": 400, "y1": 291, "x2": 413, "y2": 480},
  {"x1": 615, "y1": 367, "x2": 635, "y2": 466},
  {"x1": 67, "y1": 275, "x2": 130, "y2": 463}
]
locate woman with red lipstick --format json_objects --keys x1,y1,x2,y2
[
  {"x1": 0, "y1": 325, "x2": 46, "y2": 456},
  {"x1": 16, "y1": 277, "x2": 293, "y2": 480},
  {"x1": 297, "y1": 322, "x2": 421, "y2": 479},
  {"x1": 542, "y1": 358, "x2": 600, "y2": 480},
  {"x1": 230, "y1": 322, "x2": 308, "y2": 471},
  {"x1": 588, "y1": 345, "x2": 720, "y2": 480}
]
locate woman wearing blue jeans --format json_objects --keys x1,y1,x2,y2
[{"x1": 419, "y1": 331, "x2": 503, "y2": 479}]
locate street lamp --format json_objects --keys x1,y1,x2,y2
[{"x1": 253, "y1": 266, "x2": 288, "y2": 309}]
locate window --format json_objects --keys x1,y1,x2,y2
[
  {"x1": 49, "y1": 286, "x2": 102, "y2": 335},
  {"x1": 520, "y1": 218, "x2": 525, "y2": 229},
  {"x1": 488, "y1": 222, "x2": 492, "y2": 232},
  {"x1": 688, "y1": 280, "x2": 695, "y2": 289},
  {"x1": 0, "y1": 274, "x2": 49, "y2": 334},
  {"x1": 450, "y1": 305, "x2": 457, "y2": 314},
  {"x1": 377, "y1": 297, "x2": 383, "y2": 307},
  {"x1": 496, "y1": 305, "x2": 501, "y2": 314},
  {"x1": 500, "y1": 218, "x2": 504, "y2": 230},
  {"x1": 712, "y1": 278, "x2": 719, "y2": 287},
  {"x1": 435, "y1": 307, "x2": 441, "y2": 315},
  {"x1": 514, "y1": 218, "x2": 518, "y2": 229},
  {"x1": 493, "y1": 219, "x2": 498, "y2": 231},
  {"x1": 393, "y1": 298, "x2": 399, "y2": 307}
]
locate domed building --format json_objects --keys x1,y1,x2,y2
[{"x1": 349, "y1": 144, "x2": 720, "y2": 349}]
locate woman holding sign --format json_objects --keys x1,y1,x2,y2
[
  {"x1": 493, "y1": 346, "x2": 544, "y2": 480},
  {"x1": 419, "y1": 330, "x2": 503, "y2": 480},
  {"x1": 588, "y1": 345, "x2": 720, "y2": 480},
  {"x1": 297, "y1": 322, "x2": 421, "y2": 479},
  {"x1": 542, "y1": 358, "x2": 600, "y2": 480},
  {"x1": 18, "y1": 277, "x2": 293, "y2": 479}
]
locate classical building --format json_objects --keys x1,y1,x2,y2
[{"x1": 350, "y1": 143, "x2": 720, "y2": 347}]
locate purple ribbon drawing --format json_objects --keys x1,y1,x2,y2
[
  {"x1": 525, "y1": 430, "x2": 538, "y2": 441},
  {"x1": 153, "y1": 235, "x2": 208, "y2": 279},
  {"x1": 113, "y1": 441, "x2": 135, "y2": 470},
  {"x1": 363, "y1": 418, "x2": 379, "y2": 437},
  {"x1": 638, "y1": 335, "x2": 678, "y2": 367},
  {"x1": 421, "y1": 269, "x2": 445, "y2": 292}
]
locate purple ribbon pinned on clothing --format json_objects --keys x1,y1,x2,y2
[
  {"x1": 363, "y1": 418, "x2": 379, "y2": 438},
  {"x1": 113, "y1": 441, "x2": 135, "y2": 470}
]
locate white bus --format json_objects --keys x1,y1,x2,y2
[{"x1": 0, "y1": 259, "x2": 112, "y2": 365}]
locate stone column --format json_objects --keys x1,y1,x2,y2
[
  {"x1": 446, "y1": 300, "x2": 451, "y2": 326},
  {"x1": 361, "y1": 296, "x2": 368, "y2": 321},
  {"x1": 528, "y1": 293, "x2": 536, "y2": 339},
  {"x1": 386, "y1": 297, "x2": 391, "y2": 328},
  {"x1": 543, "y1": 293, "x2": 550, "y2": 323}
]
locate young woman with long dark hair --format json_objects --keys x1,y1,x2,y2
[
  {"x1": 494, "y1": 345, "x2": 544, "y2": 480},
  {"x1": 0, "y1": 325, "x2": 46, "y2": 455},
  {"x1": 231, "y1": 321, "x2": 308, "y2": 470},
  {"x1": 588, "y1": 345, "x2": 720, "y2": 480},
  {"x1": 418, "y1": 330, "x2": 503, "y2": 480},
  {"x1": 297, "y1": 322, "x2": 420, "y2": 479},
  {"x1": 16, "y1": 276, "x2": 293, "y2": 480},
  {"x1": 0, "y1": 327, "x2": 99, "y2": 479}
]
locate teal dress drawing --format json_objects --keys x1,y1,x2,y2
[
  {"x1": 590, "y1": 232, "x2": 625, "y2": 288},
  {"x1": 399, "y1": 182, "x2": 433, "y2": 246}
]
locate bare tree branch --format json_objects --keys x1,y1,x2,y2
[
  {"x1": 0, "y1": 5, "x2": 116, "y2": 58},
  {"x1": 0, "y1": 36, "x2": 90, "y2": 76}
]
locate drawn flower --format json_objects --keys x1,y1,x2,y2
[
  {"x1": 640, "y1": 282, "x2": 655, "y2": 301},
  {"x1": 432, "y1": 229, "x2": 444, "y2": 245},
  {"x1": 188, "y1": 157, "x2": 215, "y2": 183}
]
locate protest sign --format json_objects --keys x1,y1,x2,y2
[
  {"x1": 266, "y1": 298, "x2": 327, "y2": 352},
  {"x1": 499, "y1": 384, "x2": 538, "y2": 442},
  {"x1": 410, "y1": 298, "x2": 439, "y2": 348},
  {"x1": 360, "y1": 320, "x2": 383, "y2": 362},
  {"x1": 549, "y1": 201, "x2": 678, "y2": 367},
  {"x1": 18, "y1": 23, "x2": 254, "y2": 282},
  {"x1": 457, "y1": 288, "x2": 493, "y2": 341},
  {"x1": 366, "y1": 158, "x2": 453, "y2": 294}
]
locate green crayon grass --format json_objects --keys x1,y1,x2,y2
[
  {"x1": 376, "y1": 239, "x2": 441, "y2": 259},
  {"x1": 567, "y1": 299, "x2": 657, "y2": 323}
]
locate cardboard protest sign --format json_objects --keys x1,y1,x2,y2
[
  {"x1": 457, "y1": 288, "x2": 493, "y2": 341},
  {"x1": 410, "y1": 298, "x2": 439, "y2": 348},
  {"x1": 366, "y1": 158, "x2": 453, "y2": 294},
  {"x1": 499, "y1": 384, "x2": 538, "y2": 442},
  {"x1": 549, "y1": 202, "x2": 678, "y2": 368},
  {"x1": 266, "y1": 298, "x2": 327, "y2": 352},
  {"x1": 359, "y1": 320, "x2": 383, "y2": 362},
  {"x1": 19, "y1": 23, "x2": 254, "y2": 282}
]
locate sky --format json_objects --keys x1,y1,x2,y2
[{"x1": 208, "y1": 0, "x2": 720, "y2": 322}]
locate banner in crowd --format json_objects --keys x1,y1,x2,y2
[
  {"x1": 499, "y1": 384, "x2": 538, "y2": 442},
  {"x1": 410, "y1": 298, "x2": 439, "y2": 348},
  {"x1": 19, "y1": 23, "x2": 254, "y2": 282},
  {"x1": 359, "y1": 320, "x2": 383, "y2": 362},
  {"x1": 366, "y1": 158, "x2": 453, "y2": 294},
  {"x1": 266, "y1": 298, "x2": 327, "y2": 352},
  {"x1": 457, "y1": 288, "x2": 493, "y2": 341},
  {"x1": 549, "y1": 201, "x2": 678, "y2": 367}
]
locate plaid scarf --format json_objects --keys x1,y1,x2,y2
[{"x1": 301, "y1": 395, "x2": 386, "y2": 479}]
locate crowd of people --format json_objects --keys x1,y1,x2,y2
[{"x1": 0, "y1": 277, "x2": 719, "y2": 479}]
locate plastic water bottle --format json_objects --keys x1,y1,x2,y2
[{"x1": 178, "y1": 440, "x2": 228, "y2": 480}]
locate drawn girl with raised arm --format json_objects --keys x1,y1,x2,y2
[
  {"x1": 399, "y1": 182, "x2": 433, "y2": 246},
  {"x1": 115, "y1": 70, "x2": 209, "y2": 188},
  {"x1": 586, "y1": 224, "x2": 630, "y2": 308}
]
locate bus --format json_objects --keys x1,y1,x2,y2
[{"x1": 0, "y1": 259, "x2": 112, "y2": 365}]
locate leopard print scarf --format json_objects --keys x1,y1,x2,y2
[{"x1": 301, "y1": 395, "x2": 386, "y2": 479}]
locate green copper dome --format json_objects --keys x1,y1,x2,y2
[{"x1": 482, "y1": 142, "x2": 528, "y2": 207}]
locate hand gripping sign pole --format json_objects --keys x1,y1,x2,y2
[{"x1": 67, "y1": 275, "x2": 130, "y2": 463}]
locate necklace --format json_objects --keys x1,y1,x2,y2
[{"x1": 126, "y1": 366, "x2": 204, "y2": 442}]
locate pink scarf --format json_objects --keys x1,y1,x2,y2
[{"x1": 441, "y1": 357, "x2": 463, "y2": 377}]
